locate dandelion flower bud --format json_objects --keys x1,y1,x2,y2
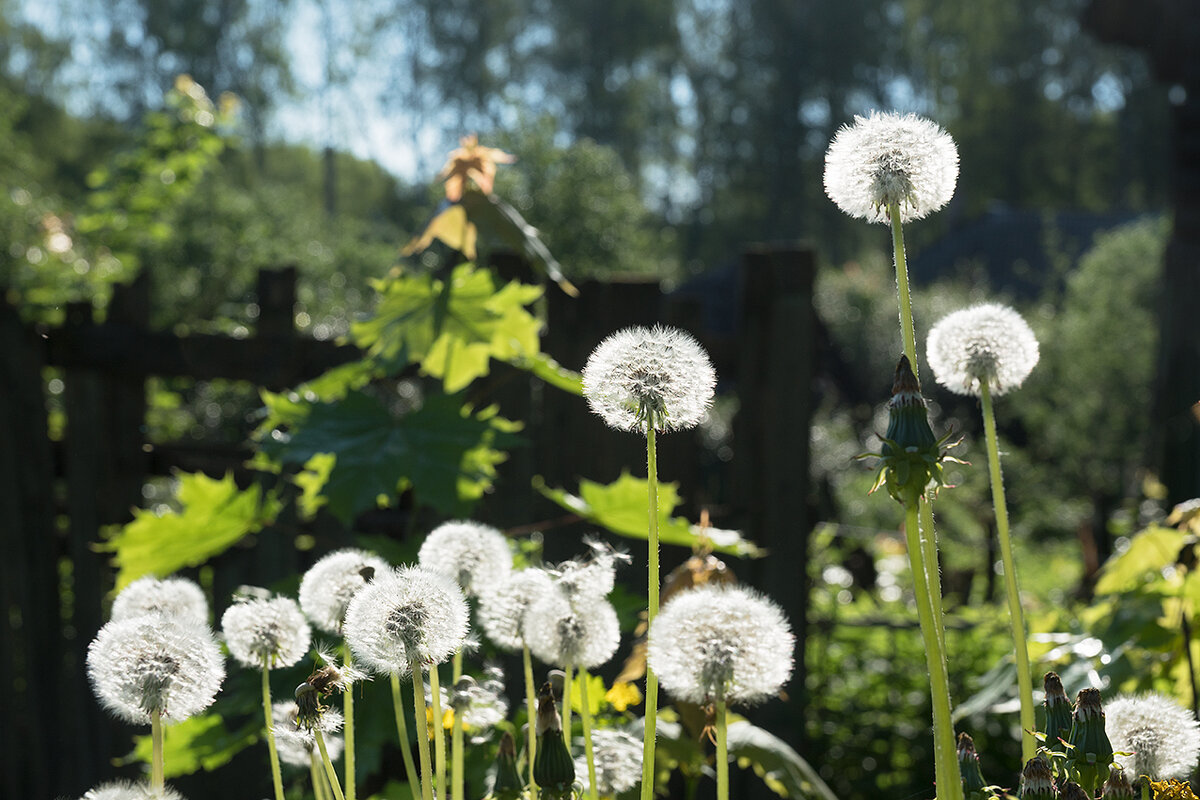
[
  {"x1": 823, "y1": 110, "x2": 959, "y2": 224},
  {"x1": 492, "y1": 730, "x2": 525, "y2": 800},
  {"x1": 298, "y1": 548, "x2": 391, "y2": 634},
  {"x1": 479, "y1": 568, "x2": 556, "y2": 651},
  {"x1": 646, "y1": 584, "x2": 793, "y2": 706},
  {"x1": 582, "y1": 325, "x2": 716, "y2": 434},
  {"x1": 221, "y1": 593, "x2": 312, "y2": 669},
  {"x1": 573, "y1": 727, "x2": 643, "y2": 797},
  {"x1": 111, "y1": 577, "x2": 209, "y2": 626},
  {"x1": 86, "y1": 614, "x2": 225, "y2": 724},
  {"x1": 534, "y1": 683, "x2": 575, "y2": 798},
  {"x1": 343, "y1": 566, "x2": 469, "y2": 673},
  {"x1": 79, "y1": 780, "x2": 186, "y2": 800},
  {"x1": 524, "y1": 591, "x2": 620, "y2": 670},
  {"x1": 1106, "y1": 692, "x2": 1200, "y2": 780},
  {"x1": 957, "y1": 732, "x2": 988, "y2": 798},
  {"x1": 272, "y1": 700, "x2": 344, "y2": 768},
  {"x1": 1102, "y1": 767, "x2": 1135, "y2": 800},
  {"x1": 1043, "y1": 672, "x2": 1072, "y2": 753},
  {"x1": 418, "y1": 520, "x2": 513, "y2": 598},
  {"x1": 1059, "y1": 781, "x2": 1090, "y2": 800},
  {"x1": 1067, "y1": 688, "x2": 1114, "y2": 791},
  {"x1": 1019, "y1": 755, "x2": 1055, "y2": 800},
  {"x1": 927, "y1": 303, "x2": 1040, "y2": 397}
]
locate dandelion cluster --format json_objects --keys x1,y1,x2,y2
[
  {"x1": 298, "y1": 548, "x2": 391, "y2": 634},
  {"x1": 111, "y1": 577, "x2": 209, "y2": 626},
  {"x1": 823, "y1": 110, "x2": 959, "y2": 224},
  {"x1": 647, "y1": 584, "x2": 793, "y2": 706},
  {"x1": 417, "y1": 520, "x2": 513, "y2": 598},
  {"x1": 926, "y1": 303, "x2": 1040, "y2": 396},
  {"x1": 582, "y1": 324, "x2": 716, "y2": 433},
  {"x1": 221, "y1": 593, "x2": 312, "y2": 669},
  {"x1": 79, "y1": 780, "x2": 186, "y2": 800},
  {"x1": 478, "y1": 567, "x2": 556, "y2": 651},
  {"x1": 574, "y1": 728, "x2": 643, "y2": 796},
  {"x1": 1105, "y1": 692, "x2": 1200, "y2": 780}
]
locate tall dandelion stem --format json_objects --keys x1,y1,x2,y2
[
  {"x1": 918, "y1": 502, "x2": 947, "y2": 654},
  {"x1": 890, "y1": 203, "x2": 918, "y2": 373},
  {"x1": 981, "y1": 381, "x2": 1036, "y2": 761},
  {"x1": 315, "y1": 728, "x2": 346, "y2": 800},
  {"x1": 262, "y1": 666, "x2": 286, "y2": 800},
  {"x1": 452, "y1": 702, "x2": 464, "y2": 800},
  {"x1": 391, "y1": 673, "x2": 421, "y2": 800},
  {"x1": 563, "y1": 662, "x2": 574, "y2": 752},
  {"x1": 523, "y1": 645, "x2": 539, "y2": 800},
  {"x1": 409, "y1": 662, "x2": 435, "y2": 800},
  {"x1": 311, "y1": 753, "x2": 329, "y2": 800},
  {"x1": 579, "y1": 668, "x2": 599, "y2": 800},
  {"x1": 429, "y1": 663, "x2": 448, "y2": 800},
  {"x1": 641, "y1": 423, "x2": 661, "y2": 800},
  {"x1": 343, "y1": 672, "x2": 356, "y2": 800},
  {"x1": 715, "y1": 697, "x2": 729, "y2": 800},
  {"x1": 151, "y1": 708, "x2": 165, "y2": 793}
]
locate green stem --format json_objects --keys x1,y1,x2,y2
[
  {"x1": 391, "y1": 672, "x2": 422, "y2": 800},
  {"x1": 889, "y1": 202, "x2": 918, "y2": 377},
  {"x1": 562, "y1": 662, "x2": 574, "y2": 754},
  {"x1": 452, "y1": 698, "x2": 464, "y2": 800},
  {"x1": 344, "y1": 673, "x2": 356, "y2": 800},
  {"x1": 262, "y1": 666, "x2": 286, "y2": 800},
  {"x1": 980, "y1": 382, "x2": 1036, "y2": 762},
  {"x1": 315, "y1": 729, "x2": 346, "y2": 800},
  {"x1": 579, "y1": 668, "x2": 599, "y2": 800},
  {"x1": 716, "y1": 697, "x2": 729, "y2": 800},
  {"x1": 452, "y1": 648, "x2": 463, "y2": 682},
  {"x1": 429, "y1": 662, "x2": 448, "y2": 800},
  {"x1": 409, "y1": 662, "x2": 436, "y2": 800},
  {"x1": 523, "y1": 644, "x2": 539, "y2": 800},
  {"x1": 641, "y1": 423, "x2": 660, "y2": 800},
  {"x1": 151, "y1": 708, "x2": 164, "y2": 794},
  {"x1": 918, "y1": 502, "x2": 947, "y2": 655},
  {"x1": 312, "y1": 753, "x2": 329, "y2": 800}
]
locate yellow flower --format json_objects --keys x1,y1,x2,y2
[
  {"x1": 426, "y1": 706, "x2": 455, "y2": 736},
  {"x1": 1150, "y1": 779, "x2": 1200, "y2": 800},
  {"x1": 604, "y1": 681, "x2": 642, "y2": 712}
]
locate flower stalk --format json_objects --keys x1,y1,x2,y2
[
  {"x1": 429, "y1": 663, "x2": 448, "y2": 800},
  {"x1": 151, "y1": 708, "x2": 165, "y2": 793},
  {"x1": 409, "y1": 660, "x2": 436, "y2": 800},
  {"x1": 315, "y1": 728, "x2": 346, "y2": 800},
  {"x1": 262, "y1": 666, "x2": 286, "y2": 800},
  {"x1": 715, "y1": 696, "x2": 730, "y2": 800},
  {"x1": 390, "y1": 673, "x2": 422, "y2": 800},
  {"x1": 579, "y1": 668, "x2": 599, "y2": 800},
  {"x1": 641, "y1": 422, "x2": 661, "y2": 800},
  {"x1": 523, "y1": 644, "x2": 539, "y2": 800}
]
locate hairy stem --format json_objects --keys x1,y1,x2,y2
[
  {"x1": 429, "y1": 662, "x2": 447, "y2": 800},
  {"x1": 523, "y1": 644, "x2": 539, "y2": 800},
  {"x1": 890, "y1": 202, "x2": 918, "y2": 376},
  {"x1": 716, "y1": 697, "x2": 729, "y2": 800},
  {"x1": 390, "y1": 672, "x2": 421, "y2": 800},
  {"x1": 562, "y1": 662, "x2": 574, "y2": 753},
  {"x1": 344, "y1": 674, "x2": 356, "y2": 800},
  {"x1": 641, "y1": 423, "x2": 661, "y2": 800},
  {"x1": 315, "y1": 729, "x2": 346, "y2": 800},
  {"x1": 579, "y1": 668, "x2": 599, "y2": 800},
  {"x1": 409, "y1": 662, "x2": 435, "y2": 800},
  {"x1": 311, "y1": 753, "x2": 329, "y2": 800},
  {"x1": 262, "y1": 666, "x2": 286, "y2": 800},
  {"x1": 151, "y1": 708, "x2": 164, "y2": 794}
]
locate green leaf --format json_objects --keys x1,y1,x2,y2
[
  {"x1": 262, "y1": 390, "x2": 518, "y2": 522},
  {"x1": 351, "y1": 263, "x2": 543, "y2": 392},
  {"x1": 104, "y1": 472, "x2": 280, "y2": 590},
  {"x1": 126, "y1": 712, "x2": 259, "y2": 777},
  {"x1": 725, "y1": 720, "x2": 840, "y2": 800},
  {"x1": 513, "y1": 351, "x2": 584, "y2": 396},
  {"x1": 1094, "y1": 525, "x2": 1184, "y2": 595},
  {"x1": 534, "y1": 471, "x2": 763, "y2": 558}
]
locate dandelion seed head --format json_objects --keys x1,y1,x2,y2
[
  {"x1": 111, "y1": 577, "x2": 209, "y2": 627},
  {"x1": 926, "y1": 303, "x2": 1040, "y2": 397},
  {"x1": 573, "y1": 728, "x2": 643, "y2": 796},
  {"x1": 86, "y1": 614, "x2": 225, "y2": 724},
  {"x1": 524, "y1": 592, "x2": 620, "y2": 669},
  {"x1": 824, "y1": 110, "x2": 959, "y2": 224},
  {"x1": 344, "y1": 566, "x2": 469, "y2": 673},
  {"x1": 272, "y1": 700, "x2": 344, "y2": 768},
  {"x1": 1106, "y1": 692, "x2": 1200, "y2": 780},
  {"x1": 647, "y1": 584, "x2": 793, "y2": 706},
  {"x1": 553, "y1": 538, "x2": 628, "y2": 601},
  {"x1": 221, "y1": 593, "x2": 312, "y2": 670},
  {"x1": 478, "y1": 568, "x2": 556, "y2": 651},
  {"x1": 299, "y1": 548, "x2": 391, "y2": 634},
  {"x1": 418, "y1": 520, "x2": 513, "y2": 598},
  {"x1": 582, "y1": 325, "x2": 716, "y2": 434},
  {"x1": 79, "y1": 780, "x2": 186, "y2": 800}
]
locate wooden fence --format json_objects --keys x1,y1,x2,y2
[{"x1": 0, "y1": 247, "x2": 817, "y2": 799}]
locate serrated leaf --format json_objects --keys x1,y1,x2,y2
[
  {"x1": 726, "y1": 720, "x2": 839, "y2": 800},
  {"x1": 104, "y1": 472, "x2": 280, "y2": 590},
  {"x1": 534, "y1": 471, "x2": 763, "y2": 558},
  {"x1": 1095, "y1": 525, "x2": 1184, "y2": 595},
  {"x1": 126, "y1": 712, "x2": 259, "y2": 777}
]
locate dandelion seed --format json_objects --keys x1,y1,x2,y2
[
  {"x1": 343, "y1": 566, "x2": 469, "y2": 673},
  {"x1": 646, "y1": 584, "x2": 793, "y2": 706},
  {"x1": 478, "y1": 568, "x2": 556, "y2": 651},
  {"x1": 221, "y1": 593, "x2": 312, "y2": 670},
  {"x1": 111, "y1": 577, "x2": 209, "y2": 627},
  {"x1": 824, "y1": 110, "x2": 959, "y2": 224},
  {"x1": 523, "y1": 591, "x2": 620, "y2": 670},
  {"x1": 299, "y1": 549, "x2": 391, "y2": 635},
  {"x1": 926, "y1": 303, "x2": 1040, "y2": 397},
  {"x1": 86, "y1": 614, "x2": 224, "y2": 724},
  {"x1": 553, "y1": 538, "x2": 628, "y2": 602},
  {"x1": 79, "y1": 780, "x2": 185, "y2": 800},
  {"x1": 434, "y1": 671, "x2": 510, "y2": 741},
  {"x1": 1106, "y1": 692, "x2": 1200, "y2": 780},
  {"x1": 272, "y1": 700, "x2": 345, "y2": 769},
  {"x1": 418, "y1": 520, "x2": 513, "y2": 598},
  {"x1": 573, "y1": 728, "x2": 643, "y2": 796},
  {"x1": 582, "y1": 325, "x2": 716, "y2": 433}
]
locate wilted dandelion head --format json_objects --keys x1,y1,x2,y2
[
  {"x1": 926, "y1": 303, "x2": 1040, "y2": 397},
  {"x1": 647, "y1": 584, "x2": 793, "y2": 706},
  {"x1": 418, "y1": 520, "x2": 513, "y2": 598},
  {"x1": 582, "y1": 325, "x2": 716, "y2": 434},
  {"x1": 221, "y1": 593, "x2": 312, "y2": 670},
  {"x1": 553, "y1": 538, "x2": 628, "y2": 601},
  {"x1": 86, "y1": 614, "x2": 225, "y2": 724},
  {"x1": 574, "y1": 727, "x2": 643, "y2": 796},
  {"x1": 1106, "y1": 692, "x2": 1200, "y2": 780},
  {"x1": 523, "y1": 592, "x2": 620, "y2": 670},
  {"x1": 272, "y1": 700, "x2": 344, "y2": 768},
  {"x1": 824, "y1": 110, "x2": 959, "y2": 224},
  {"x1": 79, "y1": 780, "x2": 185, "y2": 800},
  {"x1": 478, "y1": 568, "x2": 556, "y2": 651},
  {"x1": 298, "y1": 549, "x2": 391, "y2": 634},
  {"x1": 343, "y1": 566, "x2": 469, "y2": 673},
  {"x1": 111, "y1": 577, "x2": 209, "y2": 627}
]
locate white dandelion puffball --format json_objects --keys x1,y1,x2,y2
[
  {"x1": 573, "y1": 728, "x2": 643, "y2": 797},
  {"x1": 79, "y1": 780, "x2": 185, "y2": 800},
  {"x1": 824, "y1": 110, "x2": 959, "y2": 224},
  {"x1": 111, "y1": 577, "x2": 209, "y2": 626},
  {"x1": 1106, "y1": 692, "x2": 1200, "y2": 780},
  {"x1": 344, "y1": 565, "x2": 469, "y2": 673},
  {"x1": 553, "y1": 539, "x2": 626, "y2": 601},
  {"x1": 523, "y1": 591, "x2": 621, "y2": 670},
  {"x1": 926, "y1": 303, "x2": 1040, "y2": 397},
  {"x1": 221, "y1": 593, "x2": 312, "y2": 669},
  {"x1": 418, "y1": 520, "x2": 513, "y2": 598},
  {"x1": 86, "y1": 614, "x2": 225, "y2": 724},
  {"x1": 299, "y1": 548, "x2": 391, "y2": 634},
  {"x1": 272, "y1": 700, "x2": 344, "y2": 768},
  {"x1": 647, "y1": 584, "x2": 793, "y2": 706},
  {"x1": 479, "y1": 568, "x2": 556, "y2": 651},
  {"x1": 582, "y1": 324, "x2": 716, "y2": 433}
]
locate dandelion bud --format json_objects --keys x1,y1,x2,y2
[
  {"x1": 86, "y1": 615, "x2": 224, "y2": 725},
  {"x1": 1043, "y1": 672, "x2": 1072, "y2": 753},
  {"x1": 957, "y1": 732, "x2": 989, "y2": 797},
  {"x1": 299, "y1": 549, "x2": 390, "y2": 635},
  {"x1": 582, "y1": 325, "x2": 716, "y2": 434},
  {"x1": 1059, "y1": 781, "x2": 1091, "y2": 800},
  {"x1": 927, "y1": 303, "x2": 1040, "y2": 397},
  {"x1": 1103, "y1": 767, "x2": 1136, "y2": 800},
  {"x1": 220, "y1": 593, "x2": 312, "y2": 670},
  {"x1": 492, "y1": 730, "x2": 525, "y2": 800},
  {"x1": 534, "y1": 683, "x2": 575, "y2": 799},
  {"x1": 479, "y1": 568, "x2": 555, "y2": 651},
  {"x1": 1068, "y1": 688, "x2": 1115, "y2": 793},
  {"x1": 823, "y1": 110, "x2": 959, "y2": 224},
  {"x1": 574, "y1": 728, "x2": 643, "y2": 797},
  {"x1": 111, "y1": 577, "x2": 208, "y2": 627},
  {"x1": 1019, "y1": 755, "x2": 1055, "y2": 800},
  {"x1": 418, "y1": 520, "x2": 513, "y2": 598},
  {"x1": 646, "y1": 584, "x2": 793, "y2": 707},
  {"x1": 524, "y1": 591, "x2": 621, "y2": 670},
  {"x1": 1106, "y1": 692, "x2": 1200, "y2": 780}
]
